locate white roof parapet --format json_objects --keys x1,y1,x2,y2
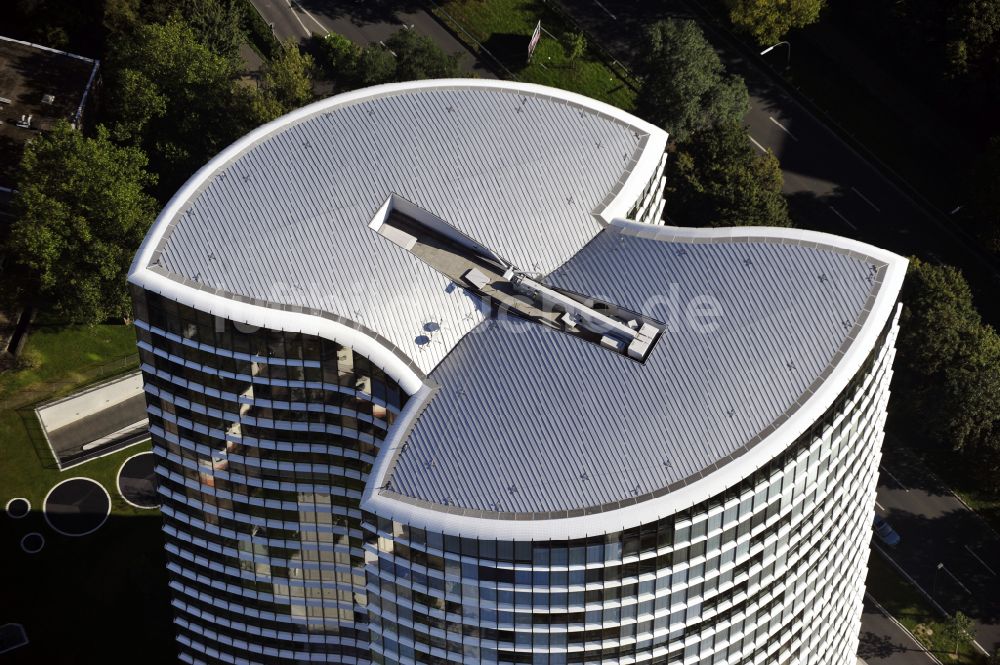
[
  {"x1": 125, "y1": 79, "x2": 908, "y2": 540},
  {"x1": 129, "y1": 79, "x2": 669, "y2": 386},
  {"x1": 362, "y1": 221, "x2": 908, "y2": 540}
]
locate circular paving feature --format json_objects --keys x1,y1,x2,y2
[
  {"x1": 5, "y1": 497, "x2": 30, "y2": 519},
  {"x1": 43, "y1": 478, "x2": 111, "y2": 537},
  {"x1": 20, "y1": 532, "x2": 44, "y2": 554},
  {"x1": 117, "y1": 452, "x2": 159, "y2": 509}
]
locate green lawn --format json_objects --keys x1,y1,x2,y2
[
  {"x1": 867, "y1": 554, "x2": 986, "y2": 664},
  {"x1": 0, "y1": 323, "x2": 138, "y2": 404},
  {"x1": 430, "y1": 0, "x2": 636, "y2": 110},
  {"x1": 0, "y1": 323, "x2": 172, "y2": 663}
]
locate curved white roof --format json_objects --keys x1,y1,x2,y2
[
  {"x1": 130, "y1": 79, "x2": 666, "y2": 381},
  {"x1": 130, "y1": 80, "x2": 906, "y2": 540}
]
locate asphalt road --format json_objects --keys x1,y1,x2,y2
[
  {"x1": 876, "y1": 435, "x2": 1000, "y2": 654},
  {"x1": 249, "y1": 0, "x2": 495, "y2": 78},
  {"x1": 860, "y1": 596, "x2": 941, "y2": 664}
]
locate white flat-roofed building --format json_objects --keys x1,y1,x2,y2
[{"x1": 128, "y1": 79, "x2": 905, "y2": 665}]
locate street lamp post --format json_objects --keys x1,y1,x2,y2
[{"x1": 760, "y1": 41, "x2": 792, "y2": 69}]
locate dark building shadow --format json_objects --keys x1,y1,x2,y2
[
  {"x1": 1, "y1": 510, "x2": 174, "y2": 664},
  {"x1": 481, "y1": 33, "x2": 532, "y2": 74}
]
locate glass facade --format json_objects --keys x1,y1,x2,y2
[
  {"x1": 364, "y1": 319, "x2": 898, "y2": 665},
  {"x1": 134, "y1": 280, "x2": 897, "y2": 665},
  {"x1": 133, "y1": 286, "x2": 408, "y2": 664}
]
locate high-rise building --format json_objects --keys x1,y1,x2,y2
[{"x1": 129, "y1": 80, "x2": 906, "y2": 665}]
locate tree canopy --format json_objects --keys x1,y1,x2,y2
[
  {"x1": 664, "y1": 121, "x2": 790, "y2": 227},
  {"x1": 7, "y1": 122, "x2": 158, "y2": 323},
  {"x1": 181, "y1": 0, "x2": 246, "y2": 60},
  {"x1": 724, "y1": 0, "x2": 825, "y2": 45},
  {"x1": 316, "y1": 29, "x2": 461, "y2": 90},
  {"x1": 897, "y1": 258, "x2": 984, "y2": 377},
  {"x1": 248, "y1": 39, "x2": 316, "y2": 121},
  {"x1": 106, "y1": 15, "x2": 249, "y2": 194},
  {"x1": 942, "y1": 612, "x2": 976, "y2": 657},
  {"x1": 317, "y1": 32, "x2": 362, "y2": 89},
  {"x1": 386, "y1": 28, "x2": 461, "y2": 81},
  {"x1": 938, "y1": 324, "x2": 1000, "y2": 453},
  {"x1": 107, "y1": 16, "x2": 314, "y2": 195},
  {"x1": 357, "y1": 43, "x2": 399, "y2": 86},
  {"x1": 945, "y1": 0, "x2": 1000, "y2": 81},
  {"x1": 636, "y1": 19, "x2": 749, "y2": 141},
  {"x1": 895, "y1": 259, "x2": 1000, "y2": 493}
]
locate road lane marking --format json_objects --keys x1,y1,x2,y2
[
  {"x1": 592, "y1": 0, "x2": 617, "y2": 19},
  {"x1": 281, "y1": 0, "x2": 311, "y2": 37},
  {"x1": 768, "y1": 116, "x2": 799, "y2": 141},
  {"x1": 828, "y1": 206, "x2": 857, "y2": 230},
  {"x1": 865, "y1": 593, "x2": 943, "y2": 664},
  {"x1": 749, "y1": 135, "x2": 768, "y2": 153},
  {"x1": 291, "y1": 0, "x2": 329, "y2": 35},
  {"x1": 879, "y1": 466, "x2": 909, "y2": 491},
  {"x1": 964, "y1": 544, "x2": 998, "y2": 576},
  {"x1": 875, "y1": 500, "x2": 885, "y2": 511},
  {"x1": 940, "y1": 563, "x2": 972, "y2": 596},
  {"x1": 852, "y1": 187, "x2": 881, "y2": 212}
]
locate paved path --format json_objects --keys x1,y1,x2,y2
[{"x1": 249, "y1": 0, "x2": 496, "y2": 78}]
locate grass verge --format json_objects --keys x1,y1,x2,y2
[
  {"x1": 429, "y1": 0, "x2": 636, "y2": 110},
  {"x1": 0, "y1": 323, "x2": 138, "y2": 404},
  {"x1": 867, "y1": 554, "x2": 985, "y2": 663}
]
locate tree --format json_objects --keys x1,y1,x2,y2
[
  {"x1": 937, "y1": 324, "x2": 1000, "y2": 449},
  {"x1": 384, "y1": 28, "x2": 460, "y2": 81},
  {"x1": 565, "y1": 31, "x2": 587, "y2": 62},
  {"x1": 238, "y1": 39, "x2": 316, "y2": 126},
  {"x1": 358, "y1": 44, "x2": 398, "y2": 86},
  {"x1": 636, "y1": 19, "x2": 749, "y2": 141},
  {"x1": 941, "y1": 611, "x2": 975, "y2": 658},
  {"x1": 318, "y1": 32, "x2": 362, "y2": 87},
  {"x1": 6, "y1": 122, "x2": 158, "y2": 323},
  {"x1": 664, "y1": 121, "x2": 790, "y2": 227},
  {"x1": 725, "y1": 0, "x2": 826, "y2": 45},
  {"x1": 107, "y1": 15, "x2": 250, "y2": 195},
  {"x1": 897, "y1": 259, "x2": 983, "y2": 377},
  {"x1": 893, "y1": 258, "x2": 1000, "y2": 493},
  {"x1": 946, "y1": 0, "x2": 1000, "y2": 79},
  {"x1": 318, "y1": 28, "x2": 460, "y2": 89},
  {"x1": 260, "y1": 39, "x2": 315, "y2": 111},
  {"x1": 182, "y1": 0, "x2": 246, "y2": 60}
]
